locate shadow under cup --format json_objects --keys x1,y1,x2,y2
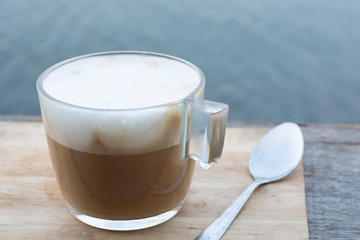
[{"x1": 36, "y1": 51, "x2": 229, "y2": 231}]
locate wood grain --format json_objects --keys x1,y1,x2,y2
[
  {"x1": 0, "y1": 121, "x2": 308, "y2": 239},
  {"x1": 301, "y1": 124, "x2": 360, "y2": 239}
]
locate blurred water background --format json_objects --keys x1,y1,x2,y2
[{"x1": 1, "y1": 0, "x2": 359, "y2": 123}]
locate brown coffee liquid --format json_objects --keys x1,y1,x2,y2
[{"x1": 46, "y1": 135, "x2": 195, "y2": 220}]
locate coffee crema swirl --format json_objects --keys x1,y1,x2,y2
[{"x1": 39, "y1": 54, "x2": 203, "y2": 155}]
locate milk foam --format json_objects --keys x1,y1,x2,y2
[
  {"x1": 39, "y1": 53, "x2": 204, "y2": 155},
  {"x1": 43, "y1": 54, "x2": 200, "y2": 109}
]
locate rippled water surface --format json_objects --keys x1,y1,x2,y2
[{"x1": 1, "y1": 0, "x2": 359, "y2": 123}]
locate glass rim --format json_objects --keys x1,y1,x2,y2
[{"x1": 36, "y1": 51, "x2": 206, "y2": 112}]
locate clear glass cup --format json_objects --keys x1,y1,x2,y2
[{"x1": 36, "y1": 51, "x2": 228, "y2": 231}]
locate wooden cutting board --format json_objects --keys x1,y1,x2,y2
[{"x1": 0, "y1": 121, "x2": 308, "y2": 239}]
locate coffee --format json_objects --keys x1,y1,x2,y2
[
  {"x1": 39, "y1": 53, "x2": 202, "y2": 220},
  {"x1": 47, "y1": 135, "x2": 195, "y2": 220}
]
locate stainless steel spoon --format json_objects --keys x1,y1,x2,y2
[{"x1": 195, "y1": 122, "x2": 304, "y2": 240}]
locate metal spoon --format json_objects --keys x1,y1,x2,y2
[{"x1": 195, "y1": 122, "x2": 304, "y2": 240}]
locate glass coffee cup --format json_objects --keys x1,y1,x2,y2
[{"x1": 37, "y1": 51, "x2": 228, "y2": 230}]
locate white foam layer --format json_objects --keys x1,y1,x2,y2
[
  {"x1": 39, "y1": 53, "x2": 204, "y2": 154},
  {"x1": 43, "y1": 54, "x2": 200, "y2": 109}
]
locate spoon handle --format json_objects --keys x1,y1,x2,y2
[{"x1": 195, "y1": 179, "x2": 264, "y2": 240}]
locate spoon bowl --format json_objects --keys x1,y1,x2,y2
[{"x1": 249, "y1": 122, "x2": 304, "y2": 181}]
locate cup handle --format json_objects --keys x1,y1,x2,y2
[{"x1": 183, "y1": 98, "x2": 229, "y2": 169}]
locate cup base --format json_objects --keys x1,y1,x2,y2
[{"x1": 67, "y1": 202, "x2": 184, "y2": 231}]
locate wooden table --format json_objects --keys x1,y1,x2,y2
[
  {"x1": 228, "y1": 121, "x2": 360, "y2": 239},
  {"x1": 1, "y1": 116, "x2": 359, "y2": 239}
]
